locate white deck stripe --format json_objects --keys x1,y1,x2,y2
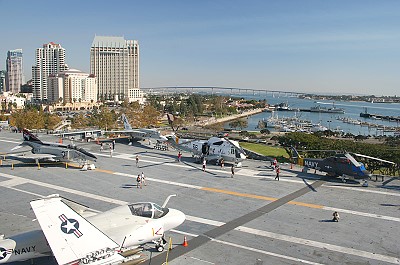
[
  {"x1": 0, "y1": 139, "x2": 21, "y2": 144},
  {"x1": 170, "y1": 229, "x2": 323, "y2": 265},
  {"x1": 236, "y1": 227, "x2": 400, "y2": 264},
  {"x1": 0, "y1": 178, "x2": 29, "y2": 187},
  {"x1": 113, "y1": 172, "x2": 202, "y2": 189},
  {"x1": 323, "y1": 206, "x2": 400, "y2": 222},
  {"x1": 183, "y1": 216, "x2": 400, "y2": 264},
  {"x1": 211, "y1": 238, "x2": 325, "y2": 265},
  {"x1": 0, "y1": 172, "x2": 127, "y2": 205}
]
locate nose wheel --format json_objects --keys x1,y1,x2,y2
[
  {"x1": 155, "y1": 236, "x2": 167, "y2": 252},
  {"x1": 156, "y1": 245, "x2": 164, "y2": 252}
]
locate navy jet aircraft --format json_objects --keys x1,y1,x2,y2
[
  {"x1": 107, "y1": 114, "x2": 167, "y2": 143},
  {"x1": 0, "y1": 194, "x2": 185, "y2": 264},
  {"x1": 6, "y1": 129, "x2": 97, "y2": 169}
]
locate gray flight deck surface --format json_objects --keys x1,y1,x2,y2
[{"x1": 0, "y1": 130, "x2": 399, "y2": 265}]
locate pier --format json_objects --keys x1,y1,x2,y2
[{"x1": 360, "y1": 112, "x2": 400, "y2": 122}]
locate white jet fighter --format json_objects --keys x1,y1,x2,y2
[{"x1": 0, "y1": 194, "x2": 185, "y2": 264}]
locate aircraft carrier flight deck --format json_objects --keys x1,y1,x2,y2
[{"x1": 0, "y1": 130, "x2": 399, "y2": 265}]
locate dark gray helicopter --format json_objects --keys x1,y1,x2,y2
[{"x1": 290, "y1": 146, "x2": 394, "y2": 181}]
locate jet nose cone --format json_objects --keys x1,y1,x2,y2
[{"x1": 164, "y1": 208, "x2": 186, "y2": 231}]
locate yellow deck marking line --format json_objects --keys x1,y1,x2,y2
[
  {"x1": 95, "y1": 168, "x2": 325, "y2": 210},
  {"x1": 63, "y1": 162, "x2": 82, "y2": 168},
  {"x1": 95, "y1": 168, "x2": 115, "y2": 174},
  {"x1": 202, "y1": 187, "x2": 323, "y2": 209}
]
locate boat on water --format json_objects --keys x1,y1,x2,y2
[
  {"x1": 261, "y1": 112, "x2": 329, "y2": 133},
  {"x1": 309, "y1": 104, "x2": 345, "y2": 114},
  {"x1": 310, "y1": 123, "x2": 328, "y2": 132}
]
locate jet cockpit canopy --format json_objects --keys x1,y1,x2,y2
[{"x1": 128, "y1": 202, "x2": 168, "y2": 219}]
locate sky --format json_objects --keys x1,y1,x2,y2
[{"x1": 1, "y1": 0, "x2": 400, "y2": 96}]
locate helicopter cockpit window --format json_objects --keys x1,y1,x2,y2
[
  {"x1": 212, "y1": 141, "x2": 224, "y2": 146},
  {"x1": 128, "y1": 203, "x2": 167, "y2": 219}
]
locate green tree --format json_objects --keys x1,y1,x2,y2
[
  {"x1": 94, "y1": 107, "x2": 116, "y2": 130},
  {"x1": 44, "y1": 113, "x2": 62, "y2": 129},
  {"x1": 229, "y1": 119, "x2": 248, "y2": 130},
  {"x1": 71, "y1": 113, "x2": 89, "y2": 129}
]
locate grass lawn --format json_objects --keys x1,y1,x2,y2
[{"x1": 240, "y1": 142, "x2": 289, "y2": 158}]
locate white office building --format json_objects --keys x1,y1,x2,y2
[
  {"x1": 32, "y1": 42, "x2": 68, "y2": 102},
  {"x1": 48, "y1": 69, "x2": 97, "y2": 103},
  {"x1": 1, "y1": 92, "x2": 26, "y2": 109},
  {"x1": 0, "y1": 70, "x2": 6, "y2": 93},
  {"x1": 6, "y1": 49, "x2": 24, "y2": 94},
  {"x1": 90, "y1": 36, "x2": 143, "y2": 103}
]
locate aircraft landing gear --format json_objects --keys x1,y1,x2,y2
[
  {"x1": 154, "y1": 236, "x2": 167, "y2": 252},
  {"x1": 156, "y1": 245, "x2": 164, "y2": 252},
  {"x1": 341, "y1": 174, "x2": 347, "y2": 183},
  {"x1": 362, "y1": 179, "x2": 369, "y2": 187}
]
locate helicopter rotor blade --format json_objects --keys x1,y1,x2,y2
[
  {"x1": 223, "y1": 137, "x2": 247, "y2": 156},
  {"x1": 295, "y1": 149, "x2": 339, "y2": 153},
  {"x1": 351, "y1": 153, "x2": 396, "y2": 164}
]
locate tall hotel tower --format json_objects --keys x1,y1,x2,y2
[
  {"x1": 32, "y1": 42, "x2": 68, "y2": 102},
  {"x1": 90, "y1": 36, "x2": 142, "y2": 102},
  {"x1": 6, "y1": 49, "x2": 24, "y2": 94}
]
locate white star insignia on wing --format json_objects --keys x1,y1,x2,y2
[{"x1": 62, "y1": 220, "x2": 77, "y2": 233}]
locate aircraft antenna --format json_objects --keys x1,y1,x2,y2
[
  {"x1": 162, "y1": 194, "x2": 177, "y2": 208},
  {"x1": 119, "y1": 236, "x2": 127, "y2": 251}
]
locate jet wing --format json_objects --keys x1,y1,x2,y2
[
  {"x1": 8, "y1": 145, "x2": 32, "y2": 154},
  {"x1": 5, "y1": 153, "x2": 58, "y2": 161},
  {"x1": 107, "y1": 129, "x2": 147, "y2": 137},
  {"x1": 61, "y1": 196, "x2": 101, "y2": 218},
  {"x1": 30, "y1": 195, "x2": 125, "y2": 265}
]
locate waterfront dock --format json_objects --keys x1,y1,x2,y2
[
  {"x1": 196, "y1": 108, "x2": 264, "y2": 126},
  {"x1": 360, "y1": 112, "x2": 400, "y2": 122}
]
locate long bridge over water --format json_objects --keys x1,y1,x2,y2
[{"x1": 141, "y1": 86, "x2": 305, "y2": 97}]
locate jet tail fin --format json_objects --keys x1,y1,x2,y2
[
  {"x1": 22, "y1": 128, "x2": 43, "y2": 144},
  {"x1": 166, "y1": 135, "x2": 179, "y2": 147},
  {"x1": 121, "y1": 114, "x2": 133, "y2": 130},
  {"x1": 30, "y1": 194, "x2": 125, "y2": 265},
  {"x1": 166, "y1": 135, "x2": 194, "y2": 153},
  {"x1": 290, "y1": 146, "x2": 302, "y2": 164}
]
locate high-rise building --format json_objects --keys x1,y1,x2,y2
[
  {"x1": 47, "y1": 69, "x2": 97, "y2": 103},
  {"x1": 32, "y1": 42, "x2": 68, "y2": 102},
  {"x1": 90, "y1": 36, "x2": 142, "y2": 103},
  {"x1": 0, "y1": 70, "x2": 6, "y2": 93},
  {"x1": 6, "y1": 49, "x2": 24, "y2": 94}
]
